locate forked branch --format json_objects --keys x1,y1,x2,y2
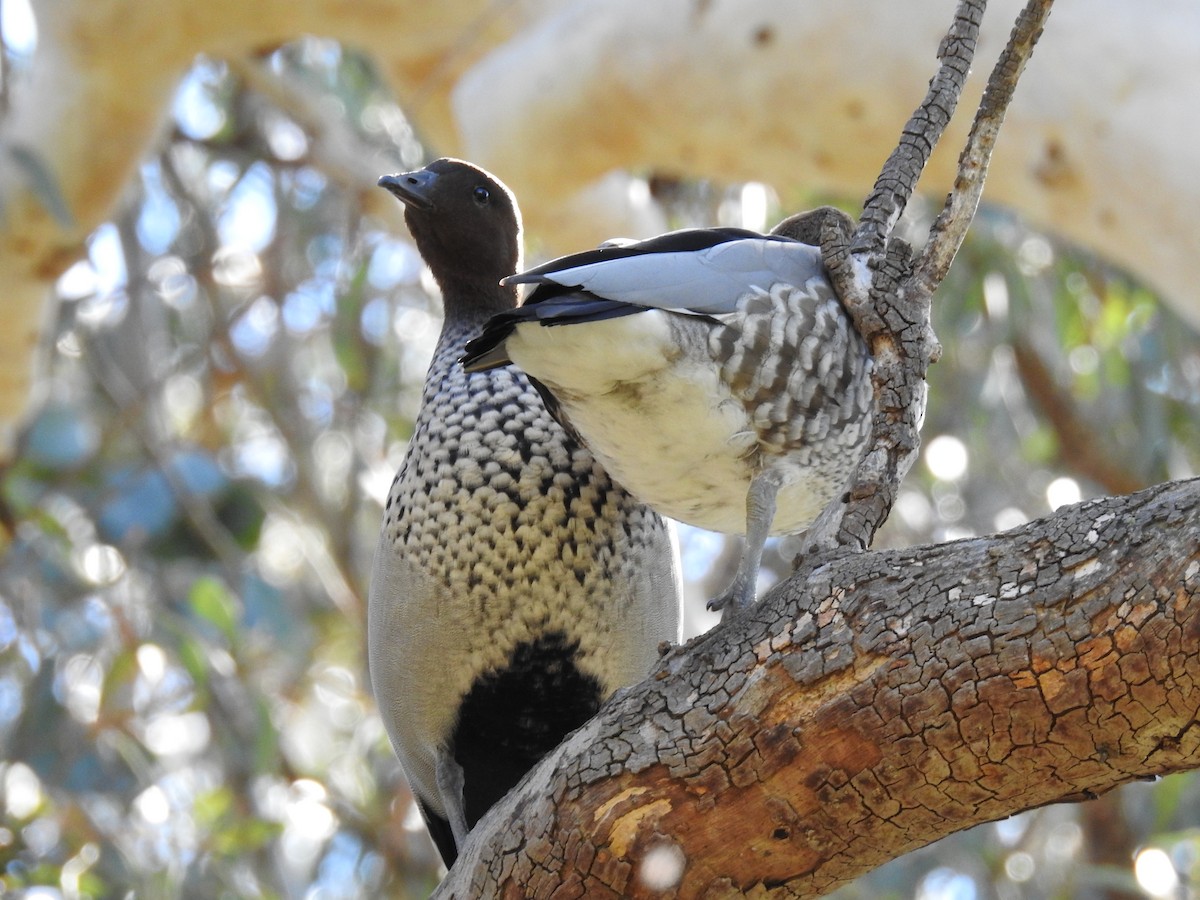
[{"x1": 804, "y1": 0, "x2": 1054, "y2": 563}]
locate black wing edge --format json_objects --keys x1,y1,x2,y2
[
  {"x1": 526, "y1": 373, "x2": 592, "y2": 444},
  {"x1": 504, "y1": 226, "x2": 794, "y2": 284},
  {"x1": 459, "y1": 310, "x2": 519, "y2": 371},
  {"x1": 459, "y1": 293, "x2": 649, "y2": 373}
]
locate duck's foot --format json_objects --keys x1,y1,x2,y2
[
  {"x1": 706, "y1": 571, "x2": 756, "y2": 620},
  {"x1": 706, "y1": 470, "x2": 784, "y2": 621}
]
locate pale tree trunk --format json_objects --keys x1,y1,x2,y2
[
  {"x1": 0, "y1": 0, "x2": 1197, "y2": 455},
  {"x1": 0, "y1": 0, "x2": 538, "y2": 452}
]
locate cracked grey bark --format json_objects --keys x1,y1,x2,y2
[{"x1": 439, "y1": 479, "x2": 1200, "y2": 897}]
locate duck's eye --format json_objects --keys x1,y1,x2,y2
[{"x1": 472, "y1": 185, "x2": 491, "y2": 205}]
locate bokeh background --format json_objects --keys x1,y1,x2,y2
[{"x1": 1, "y1": 3, "x2": 1199, "y2": 898}]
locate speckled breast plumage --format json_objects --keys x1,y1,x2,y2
[{"x1": 370, "y1": 320, "x2": 677, "y2": 810}]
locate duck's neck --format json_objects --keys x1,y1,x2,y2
[{"x1": 439, "y1": 275, "x2": 519, "y2": 333}]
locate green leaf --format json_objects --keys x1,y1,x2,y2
[
  {"x1": 176, "y1": 635, "x2": 212, "y2": 690},
  {"x1": 252, "y1": 695, "x2": 280, "y2": 774},
  {"x1": 101, "y1": 648, "x2": 139, "y2": 715},
  {"x1": 194, "y1": 785, "x2": 235, "y2": 828},
  {"x1": 189, "y1": 576, "x2": 238, "y2": 642}
]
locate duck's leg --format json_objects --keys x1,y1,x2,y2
[
  {"x1": 435, "y1": 747, "x2": 471, "y2": 852},
  {"x1": 707, "y1": 469, "x2": 784, "y2": 619}
]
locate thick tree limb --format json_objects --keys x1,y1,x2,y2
[{"x1": 437, "y1": 478, "x2": 1200, "y2": 897}]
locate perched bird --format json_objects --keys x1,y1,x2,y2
[
  {"x1": 462, "y1": 211, "x2": 873, "y2": 615},
  {"x1": 369, "y1": 158, "x2": 681, "y2": 867}
]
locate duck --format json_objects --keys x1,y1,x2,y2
[
  {"x1": 461, "y1": 209, "x2": 873, "y2": 615},
  {"x1": 370, "y1": 158, "x2": 682, "y2": 867}
]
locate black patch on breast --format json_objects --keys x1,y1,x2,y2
[{"x1": 452, "y1": 631, "x2": 604, "y2": 828}]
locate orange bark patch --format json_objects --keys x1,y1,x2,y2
[{"x1": 608, "y1": 800, "x2": 673, "y2": 857}]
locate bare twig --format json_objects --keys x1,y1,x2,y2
[
  {"x1": 158, "y1": 145, "x2": 366, "y2": 621},
  {"x1": 914, "y1": 0, "x2": 1053, "y2": 293},
  {"x1": 228, "y1": 55, "x2": 406, "y2": 223},
  {"x1": 798, "y1": 0, "x2": 1055, "y2": 567},
  {"x1": 851, "y1": 0, "x2": 986, "y2": 262}
]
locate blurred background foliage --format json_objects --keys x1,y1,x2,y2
[{"x1": 0, "y1": 27, "x2": 1198, "y2": 900}]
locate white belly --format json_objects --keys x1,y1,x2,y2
[{"x1": 505, "y1": 310, "x2": 855, "y2": 535}]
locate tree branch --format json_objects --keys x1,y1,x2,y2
[
  {"x1": 1011, "y1": 338, "x2": 1147, "y2": 496},
  {"x1": 804, "y1": 0, "x2": 1054, "y2": 562},
  {"x1": 849, "y1": 0, "x2": 984, "y2": 259},
  {"x1": 437, "y1": 478, "x2": 1200, "y2": 897},
  {"x1": 914, "y1": 0, "x2": 1052, "y2": 295},
  {"x1": 435, "y1": 2, "x2": 1079, "y2": 894}
]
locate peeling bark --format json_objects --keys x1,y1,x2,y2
[{"x1": 438, "y1": 478, "x2": 1200, "y2": 898}]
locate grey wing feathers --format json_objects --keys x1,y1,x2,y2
[{"x1": 507, "y1": 237, "x2": 826, "y2": 316}]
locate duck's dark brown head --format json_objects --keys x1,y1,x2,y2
[{"x1": 379, "y1": 158, "x2": 522, "y2": 304}]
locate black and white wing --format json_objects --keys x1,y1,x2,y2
[
  {"x1": 460, "y1": 228, "x2": 826, "y2": 372},
  {"x1": 506, "y1": 227, "x2": 824, "y2": 315}
]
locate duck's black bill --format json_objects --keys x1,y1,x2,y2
[{"x1": 378, "y1": 170, "x2": 436, "y2": 210}]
